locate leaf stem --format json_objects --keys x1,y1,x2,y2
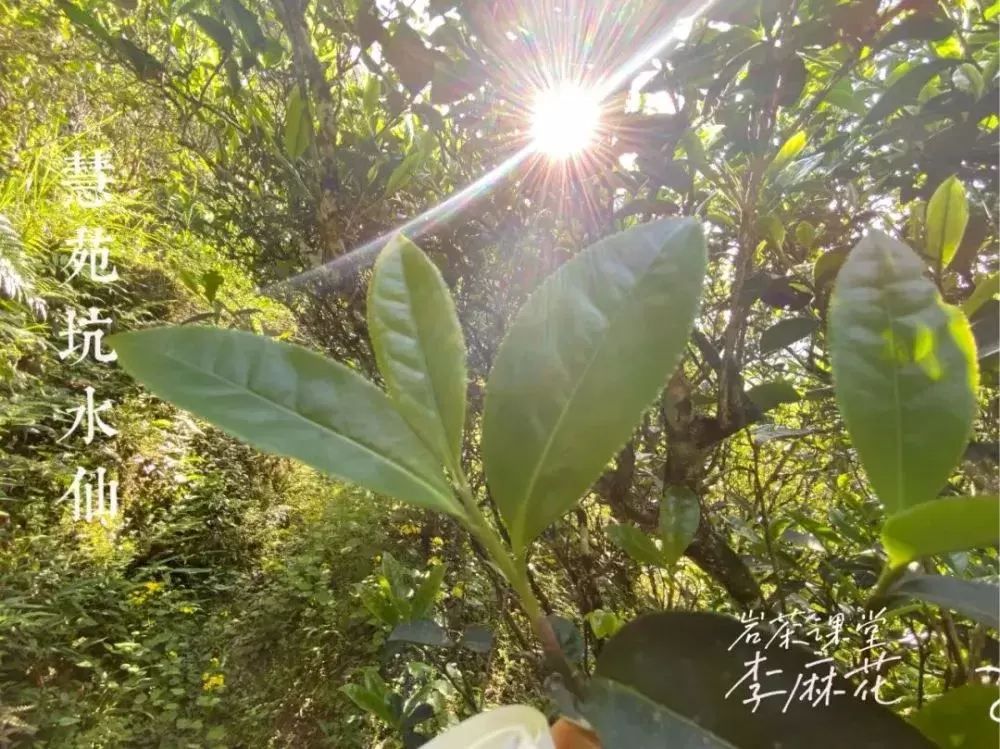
[
  {"x1": 453, "y1": 475, "x2": 587, "y2": 700},
  {"x1": 868, "y1": 563, "x2": 905, "y2": 609}
]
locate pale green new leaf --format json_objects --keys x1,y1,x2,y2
[
  {"x1": 369, "y1": 234, "x2": 466, "y2": 474},
  {"x1": 482, "y1": 218, "x2": 707, "y2": 554},
  {"x1": 385, "y1": 151, "x2": 422, "y2": 197},
  {"x1": 881, "y1": 496, "x2": 999, "y2": 569},
  {"x1": 768, "y1": 130, "x2": 807, "y2": 176},
  {"x1": 109, "y1": 327, "x2": 459, "y2": 515},
  {"x1": 659, "y1": 486, "x2": 700, "y2": 566},
  {"x1": 606, "y1": 524, "x2": 663, "y2": 567},
  {"x1": 283, "y1": 86, "x2": 312, "y2": 161},
  {"x1": 828, "y1": 231, "x2": 978, "y2": 516},
  {"x1": 962, "y1": 273, "x2": 999, "y2": 318},
  {"x1": 925, "y1": 176, "x2": 968, "y2": 268},
  {"x1": 410, "y1": 563, "x2": 448, "y2": 620}
]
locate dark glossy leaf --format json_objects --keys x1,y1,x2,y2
[
  {"x1": 659, "y1": 486, "x2": 700, "y2": 565},
  {"x1": 108, "y1": 327, "x2": 459, "y2": 514},
  {"x1": 583, "y1": 678, "x2": 739, "y2": 749},
  {"x1": 383, "y1": 25, "x2": 437, "y2": 94},
  {"x1": 430, "y1": 59, "x2": 479, "y2": 104},
  {"x1": 751, "y1": 425, "x2": 818, "y2": 443},
  {"x1": 389, "y1": 619, "x2": 453, "y2": 647},
  {"x1": 925, "y1": 176, "x2": 969, "y2": 268},
  {"x1": 862, "y1": 60, "x2": 958, "y2": 127},
  {"x1": 403, "y1": 703, "x2": 435, "y2": 731},
  {"x1": 410, "y1": 563, "x2": 447, "y2": 620},
  {"x1": 875, "y1": 15, "x2": 955, "y2": 50},
  {"x1": 547, "y1": 615, "x2": 584, "y2": 663},
  {"x1": 747, "y1": 380, "x2": 801, "y2": 412},
  {"x1": 459, "y1": 625, "x2": 493, "y2": 653},
  {"x1": 110, "y1": 37, "x2": 164, "y2": 80},
  {"x1": 891, "y1": 574, "x2": 1000, "y2": 628},
  {"x1": 355, "y1": 2, "x2": 385, "y2": 48},
  {"x1": 776, "y1": 55, "x2": 808, "y2": 107},
  {"x1": 757, "y1": 214, "x2": 786, "y2": 249},
  {"x1": 482, "y1": 218, "x2": 706, "y2": 553},
  {"x1": 201, "y1": 269, "x2": 223, "y2": 304},
  {"x1": 369, "y1": 234, "x2": 466, "y2": 474},
  {"x1": 56, "y1": 0, "x2": 112, "y2": 42},
  {"x1": 828, "y1": 231, "x2": 979, "y2": 516},
  {"x1": 882, "y1": 496, "x2": 1000, "y2": 569},
  {"x1": 910, "y1": 684, "x2": 999, "y2": 749},
  {"x1": 824, "y1": 80, "x2": 867, "y2": 115},
  {"x1": 222, "y1": 0, "x2": 265, "y2": 51},
  {"x1": 606, "y1": 524, "x2": 663, "y2": 566},
  {"x1": 190, "y1": 13, "x2": 234, "y2": 55},
  {"x1": 594, "y1": 611, "x2": 935, "y2": 749},
  {"x1": 760, "y1": 317, "x2": 819, "y2": 357}
]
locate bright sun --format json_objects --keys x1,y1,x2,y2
[{"x1": 530, "y1": 84, "x2": 601, "y2": 159}]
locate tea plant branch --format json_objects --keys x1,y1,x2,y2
[
  {"x1": 749, "y1": 432, "x2": 787, "y2": 616},
  {"x1": 452, "y1": 474, "x2": 587, "y2": 700}
]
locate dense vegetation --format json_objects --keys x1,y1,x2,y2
[{"x1": 1, "y1": 0, "x2": 997, "y2": 746}]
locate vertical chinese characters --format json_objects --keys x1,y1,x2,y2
[{"x1": 57, "y1": 150, "x2": 120, "y2": 524}]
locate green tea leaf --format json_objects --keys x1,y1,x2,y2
[
  {"x1": 962, "y1": 273, "x2": 1000, "y2": 318},
  {"x1": 283, "y1": 86, "x2": 312, "y2": 161},
  {"x1": 57, "y1": 0, "x2": 113, "y2": 42},
  {"x1": 813, "y1": 248, "x2": 849, "y2": 289},
  {"x1": 109, "y1": 327, "x2": 459, "y2": 515},
  {"x1": 586, "y1": 609, "x2": 623, "y2": 640},
  {"x1": 882, "y1": 496, "x2": 1000, "y2": 569},
  {"x1": 583, "y1": 678, "x2": 740, "y2": 749},
  {"x1": 190, "y1": 12, "x2": 234, "y2": 55},
  {"x1": 410, "y1": 563, "x2": 447, "y2": 620},
  {"x1": 823, "y1": 80, "x2": 867, "y2": 115},
  {"x1": 547, "y1": 614, "x2": 585, "y2": 663},
  {"x1": 925, "y1": 176, "x2": 969, "y2": 268},
  {"x1": 459, "y1": 625, "x2": 493, "y2": 653},
  {"x1": 222, "y1": 0, "x2": 266, "y2": 51},
  {"x1": 795, "y1": 222, "x2": 816, "y2": 251},
  {"x1": 746, "y1": 380, "x2": 801, "y2": 412},
  {"x1": 340, "y1": 683, "x2": 396, "y2": 725},
  {"x1": 606, "y1": 524, "x2": 663, "y2": 566},
  {"x1": 389, "y1": 619, "x2": 453, "y2": 647},
  {"x1": 828, "y1": 231, "x2": 979, "y2": 515},
  {"x1": 890, "y1": 574, "x2": 999, "y2": 629},
  {"x1": 385, "y1": 151, "x2": 423, "y2": 197},
  {"x1": 593, "y1": 611, "x2": 935, "y2": 749},
  {"x1": 757, "y1": 214, "x2": 786, "y2": 249},
  {"x1": 768, "y1": 130, "x2": 807, "y2": 175},
  {"x1": 862, "y1": 59, "x2": 957, "y2": 127},
  {"x1": 658, "y1": 486, "x2": 700, "y2": 565},
  {"x1": 369, "y1": 234, "x2": 466, "y2": 474},
  {"x1": 910, "y1": 684, "x2": 999, "y2": 749},
  {"x1": 875, "y1": 15, "x2": 955, "y2": 50},
  {"x1": 760, "y1": 317, "x2": 819, "y2": 357},
  {"x1": 482, "y1": 218, "x2": 706, "y2": 553}
]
